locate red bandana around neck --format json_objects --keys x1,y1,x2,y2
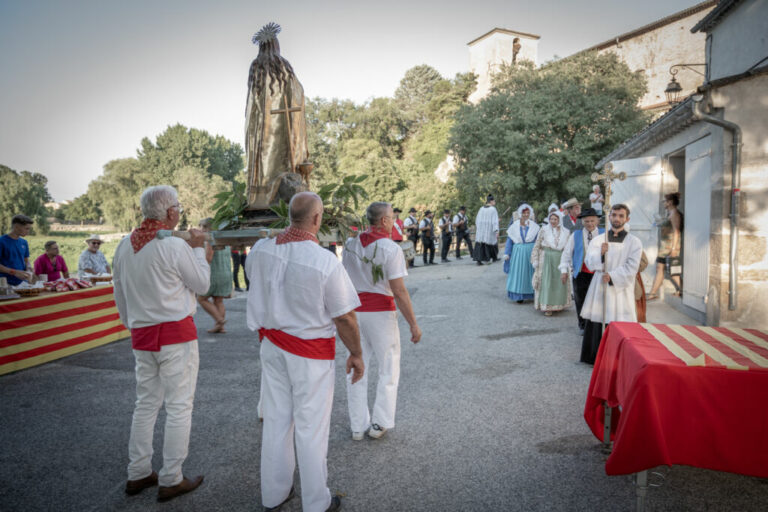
[
  {"x1": 130, "y1": 218, "x2": 170, "y2": 253},
  {"x1": 359, "y1": 228, "x2": 390, "y2": 248},
  {"x1": 275, "y1": 226, "x2": 319, "y2": 245}
]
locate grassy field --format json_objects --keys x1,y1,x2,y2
[{"x1": 23, "y1": 231, "x2": 247, "y2": 286}]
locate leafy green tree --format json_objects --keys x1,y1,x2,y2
[
  {"x1": 58, "y1": 193, "x2": 102, "y2": 223},
  {"x1": 449, "y1": 52, "x2": 648, "y2": 216},
  {"x1": 88, "y1": 158, "x2": 147, "y2": 231},
  {"x1": 136, "y1": 123, "x2": 244, "y2": 182},
  {"x1": 175, "y1": 165, "x2": 229, "y2": 226},
  {"x1": 395, "y1": 64, "x2": 443, "y2": 128},
  {"x1": 0, "y1": 164, "x2": 52, "y2": 234}
]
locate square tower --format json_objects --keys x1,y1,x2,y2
[{"x1": 468, "y1": 28, "x2": 540, "y2": 103}]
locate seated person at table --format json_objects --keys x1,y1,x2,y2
[
  {"x1": 0, "y1": 214, "x2": 34, "y2": 285},
  {"x1": 33, "y1": 241, "x2": 70, "y2": 281},
  {"x1": 78, "y1": 234, "x2": 111, "y2": 275}
]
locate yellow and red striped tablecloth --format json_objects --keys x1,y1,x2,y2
[{"x1": 0, "y1": 286, "x2": 129, "y2": 376}]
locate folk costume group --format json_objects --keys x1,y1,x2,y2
[
  {"x1": 114, "y1": 187, "x2": 421, "y2": 511},
  {"x1": 503, "y1": 199, "x2": 644, "y2": 363}
]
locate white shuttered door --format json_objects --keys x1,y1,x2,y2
[
  {"x1": 683, "y1": 136, "x2": 712, "y2": 312},
  {"x1": 608, "y1": 156, "x2": 662, "y2": 291}
]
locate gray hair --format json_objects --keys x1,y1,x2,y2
[
  {"x1": 140, "y1": 185, "x2": 178, "y2": 220},
  {"x1": 366, "y1": 202, "x2": 391, "y2": 225},
  {"x1": 44, "y1": 240, "x2": 57, "y2": 250}
]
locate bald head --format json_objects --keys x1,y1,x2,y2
[{"x1": 289, "y1": 192, "x2": 323, "y2": 232}]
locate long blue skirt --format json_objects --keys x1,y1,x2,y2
[{"x1": 506, "y1": 242, "x2": 535, "y2": 300}]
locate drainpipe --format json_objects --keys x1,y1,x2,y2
[{"x1": 691, "y1": 94, "x2": 742, "y2": 311}]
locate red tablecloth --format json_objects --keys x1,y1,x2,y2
[
  {"x1": 584, "y1": 322, "x2": 768, "y2": 477},
  {"x1": 0, "y1": 286, "x2": 128, "y2": 375}
]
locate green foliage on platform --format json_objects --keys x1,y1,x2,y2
[{"x1": 449, "y1": 52, "x2": 649, "y2": 217}]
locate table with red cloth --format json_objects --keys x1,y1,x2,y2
[
  {"x1": 0, "y1": 286, "x2": 129, "y2": 376},
  {"x1": 584, "y1": 322, "x2": 768, "y2": 478}
]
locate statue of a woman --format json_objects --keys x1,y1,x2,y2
[{"x1": 245, "y1": 23, "x2": 310, "y2": 210}]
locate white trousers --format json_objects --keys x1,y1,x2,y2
[
  {"x1": 260, "y1": 338, "x2": 334, "y2": 512},
  {"x1": 346, "y1": 311, "x2": 401, "y2": 432},
  {"x1": 127, "y1": 340, "x2": 199, "y2": 487}
]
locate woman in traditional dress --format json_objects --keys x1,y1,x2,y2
[
  {"x1": 531, "y1": 211, "x2": 571, "y2": 316},
  {"x1": 196, "y1": 218, "x2": 233, "y2": 333},
  {"x1": 503, "y1": 204, "x2": 539, "y2": 303}
]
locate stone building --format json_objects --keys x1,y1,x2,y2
[
  {"x1": 581, "y1": 0, "x2": 716, "y2": 113},
  {"x1": 596, "y1": 0, "x2": 768, "y2": 328}
]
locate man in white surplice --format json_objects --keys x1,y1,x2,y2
[
  {"x1": 579, "y1": 204, "x2": 642, "y2": 364},
  {"x1": 474, "y1": 195, "x2": 500, "y2": 265}
]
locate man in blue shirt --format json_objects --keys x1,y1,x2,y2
[{"x1": 0, "y1": 214, "x2": 34, "y2": 285}]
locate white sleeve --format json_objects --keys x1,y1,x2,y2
[
  {"x1": 324, "y1": 264, "x2": 362, "y2": 318},
  {"x1": 111, "y1": 242, "x2": 128, "y2": 326},
  {"x1": 559, "y1": 233, "x2": 575, "y2": 273},
  {"x1": 585, "y1": 235, "x2": 603, "y2": 272},
  {"x1": 385, "y1": 245, "x2": 407, "y2": 280},
  {"x1": 608, "y1": 238, "x2": 642, "y2": 290},
  {"x1": 173, "y1": 242, "x2": 211, "y2": 296}
]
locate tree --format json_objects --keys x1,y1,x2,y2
[
  {"x1": 0, "y1": 164, "x2": 52, "y2": 234},
  {"x1": 136, "y1": 124, "x2": 244, "y2": 183},
  {"x1": 175, "y1": 166, "x2": 229, "y2": 226},
  {"x1": 87, "y1": 158, "x2": 147, "y2": 231},
  {"x1": 449, "y1": 52, "x2": 649, "y2": 216},
  {"x1": 395, "y1": 64, "x2": 443, "y2": 128},
  {"x1": 58, "y1": 194, "x2": 102, "y2": 223}
]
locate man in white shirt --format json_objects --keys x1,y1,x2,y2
[
  {"x1": 438, "y1": 209, "x2": 454, "y2": 262},
  {"x1": 474, "y1": 195, "x2": 499, "y2": 265},
  {"x1": 343, "y1": 202, "x2": 422, "y2": 441},
  {"x1": 246, "y1": 192, "x2": 364, "y2": 512},
  {"x1": 559, "y1": 208, "x2": 604, "y2": 334},
  {"x1": 78, "y1": 234, "x2": 111, "y2": 275},
  {"x1": 113, "y1": 185, "x2": 210, "y2": 502},
  {"x1": 402, "y1": 208, "x2": 420, "y2": 268},
  {"x1": 452, "y1": 206, "x2": 473, "y2": 260}
]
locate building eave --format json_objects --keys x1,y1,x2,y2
[
  {"x1": 596, "y1": 98, "x2": 697, "y2": 168},
  {"x1": 691, "y1": 0, "x2": 742, "y2": 33},
  {"x1": 578, "y1": 1, "x2": 716, "y2": 54},
  {"x1": 467, "y1": 28, "x2": 541, "y2": 46}
]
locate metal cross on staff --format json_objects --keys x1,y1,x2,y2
[{"x1": 591, "y1": 162, "x2": 627, "y2": 211}]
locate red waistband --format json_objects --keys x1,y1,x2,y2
[
  {"x1": 580, "y1": 262, "x2": 594, "y2": 274},
  {"x1": 131, "y1": 316, "x2": 197, "y2": 352},
  {"x1": 355, "y1": 292, "x2": 396, "y2": 312},
  {"x1": 258, "y1": 328, "x2": 336, "y2": 360}
]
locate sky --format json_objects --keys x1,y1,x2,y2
[{"x1": 0, "y1": 0, "x2": 706, "y2": 201}]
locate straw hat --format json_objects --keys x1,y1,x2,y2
[{"x1": 85, "y1": 234, "x2": 103, "y2": 243}]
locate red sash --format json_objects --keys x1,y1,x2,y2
[
  {"x1": 131, "y1": 316, "x2": 197, "y2": 351},
  {"x1": 258, "y1": 328, "x2": 335, "y2": 360},
  {"x1": 580, "y1": 262, "x2": 594, "y2": 275},
  {"x1": 356, "y1": 292, "x2": 396, "y2": 312}
]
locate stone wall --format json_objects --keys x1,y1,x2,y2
[{"x1": 595, "y1": 9, "x2": 713, "y2": 111}]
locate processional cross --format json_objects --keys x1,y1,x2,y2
[
  {"x1": 591, "y1": 162, "x2": 626, "y2": 211},
  {"x1": 269, "y1": 96, "x2": 305, "y2": 178}
]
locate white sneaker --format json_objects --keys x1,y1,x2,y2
[
  {"x1": 351, "y1": 431, "x2": 364, "y2": 441},
  {"x1": 367, "y1": 423, "x2": 387, "y2": 439}
]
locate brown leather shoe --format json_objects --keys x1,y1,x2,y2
[
  {"x1": 157, "y1": 475, "x2": 204, "y2": 502},
  {"x1": 125, "y1": 471, "x2": 158, "y2": 495}
]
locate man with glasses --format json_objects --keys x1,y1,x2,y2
[{"x1": 78, "y1": 234, "x2": 111, "y2": 275}]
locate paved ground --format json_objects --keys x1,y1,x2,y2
[{"x1": 1, "y1": 257, "x2": 767, "y2": 511}]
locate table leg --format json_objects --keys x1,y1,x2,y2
[
  {"x1": 603, "y1": 401, "x2": 612, "y2": 445},
  {"x1": 634, "y1": 470, "x2": 648, "y2": 512}
]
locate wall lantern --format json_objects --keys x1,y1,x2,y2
[{"x1": 665, "y1": 64, "x2": 706, "y2": 107}]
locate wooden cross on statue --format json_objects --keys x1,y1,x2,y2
[
  {"x1": 270, "y1": 96, "x2": 305, "y2": 175},
  {"x1": 591, "y1": 162, "x2": 626, "y2": 211}
]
